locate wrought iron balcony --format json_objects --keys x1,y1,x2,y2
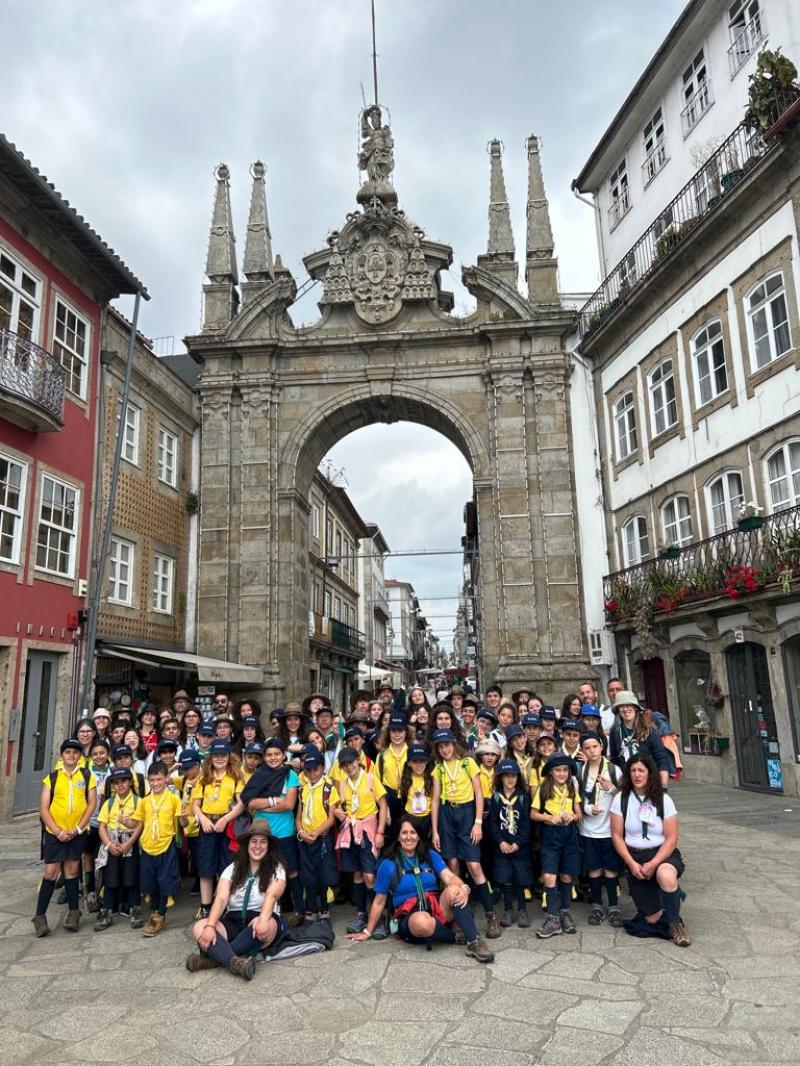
[
  {"x1": 603, "y1": 504, "x2": 800, "y2": 625},
  {"x1": 579, "y1": 90, "x2": 800, "y2": 343},
  {"x1": 728, "y1": 11, "x2": 766, "y2": 78},
  {"x1": 331, "y1": 619, "x2": 366, "y2": 658},
  {"x1": 0, "y1": 328, "x2": 65, "y2": 431}
]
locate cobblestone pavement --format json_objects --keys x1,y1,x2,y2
[{"x1": 0, "y1": 782, "x2": 798, "y2": 1066}]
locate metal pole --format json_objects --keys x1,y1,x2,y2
[
  {"x1": 371, "y1": 0, "x2": 379, "y2": 106},
  {"x1": 78, "y1": 291, "x2": 143, "y2": 714}
]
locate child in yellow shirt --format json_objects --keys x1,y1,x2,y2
[
  {"x1": 296, "y1": 749, "x2": 338, "y2": 921},
  {"x1": 131, "y1": 760, "x2": 182, "y2": 937}
]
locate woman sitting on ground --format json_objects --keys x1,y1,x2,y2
[
  {"x1": 609, "y1": 754, "x2": 690, "y2": 947},
  {"x1": 187, "y1": 823, "x2": 286, "y2": 980},
  {"x1": 346, "y1": 814, "x2": 494, "y2": 963}
]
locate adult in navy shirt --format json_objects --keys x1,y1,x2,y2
[
  {"x1": 346, "y1": 815, "x2": 494, "y2": 963},
  {"x1": 608, "y1": 692, "x2": 670, "y2": 787}
]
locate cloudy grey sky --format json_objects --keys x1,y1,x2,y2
[{"x1": 4, "y1": 0, "x2": 684, "y2": 650}]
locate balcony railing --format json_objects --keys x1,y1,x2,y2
[
  {"x1": 728, "y1": 11, "x2": 766, "y2": 78},
  {"x1": 607, "y1": 188, "x2": 631, "y2": 229},
  {"x1": 0, "y1": 328, "x2": 65, "y2": 426},
  {"x1": 331, "y1": 619, "x2": 366, "y2": 658},
  {"x1": 578, "y1": 107, "x2": 794, "y2": 341},
  {"x1": 603, "y1": 504, "x2": 800, "y2": 624},
  {"x1": 642, "y1": 139, "x2": 668, "y2": 185}
]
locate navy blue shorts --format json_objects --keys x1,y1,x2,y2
[
  {"x1": 102, "y1": 848, "x2": 140, "y2": 889},
  {"x1": 493, "y1": 849, "x2": 533, "y2": 887},
  {"x1": 42, "y1": 833, "x2": 86, "y2": 864},
  {"x1": 581, "y1": 835, "x2": 622, "y2": 873},
  {"x1": 140, "y1": 845, "x2": 181, "y2": 897},
  {"x1": 628, "y1": 846, "x2": 684, "y2": 917},
  {"x1": 298, "y1": 834, "x2": 338, "y2": 888},
  {"x1": 272, "y1": 833, "x2": 299, "y2": 875},
  {"x1": 539, "y1": 823, "x2": 580, "y2": 877},
  {"x1": 338, "y1": 832, "x2": 378, "y2": 874},
  {"x1": 439, "y1": 801, "x2": 481, "y2": 864},
  {"x1": 197, "y1": 829, "x2": 232, "y2": 878}
]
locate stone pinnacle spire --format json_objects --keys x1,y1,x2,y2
[
  {"x1": 202, "y1": 163, "x2": 239, "y2": 332},
  {"x1": 243, "y1": 161, "x2": 274, "y2": 283},
  {"x1": 525, "y1": 135, "x2": 559, "y2": 305},
  {"x1": 487, "y1": 140, "x2": 515, "y2": 257}
]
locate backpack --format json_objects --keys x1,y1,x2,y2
[
  {"x1": 620, "y1": 791, "x2": 665, "y2": 823},
  {"x1": 579, "y1": 758, "x2": 621, "y2": 805}
]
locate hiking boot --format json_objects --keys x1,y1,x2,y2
[
  {"x1": 559, "y1": 909, "x2": 576, "y2": 934},
  {"x1": 371, "y1": 917, "x2": 388, "y2": 941},
  {"x1": 85, "y1": 891, "x2": 98, "y2": 914},
  {"x1": 485, "y1": 912, "x2": 502, "y2": 939},
  {"x1": 588, "y1": 905, "x2": 605, "y2": 926},
  {"x1": 229, "y1": 955, "x2": 256, "y2": 980},
  {"x1": 536, "y1": 913, "x2": 563, "y2": 939},
  {"x1": 93, "y1": 910, "x2": 113, "y2": 932},
  {"x1": 143, "y1": 913, "x2": 166, "y2": 937},
  {"x1": 465, "y1": 937, "x2": 495, "y2": 964},
  {"x1": 453, "y1": 926, "x2": 467, "y2": 946},
  {"x1": 31, "y1": 915, "x2": 50, "y2": 938},
  {"x1": 608, "y1": 907, "x2": 624, "y2": 928},
  {"x1": 669, "y1": 920, "x2": 691, "y2": 947},
  {"x1": 500, "y1": 909, "x2": 514, "y2": 928},
  {"x1": 64, "y1": 909, "x2": 81, "y2": 933},
  {"x1": 185, "y1": 952, "x2": 218, "y2": 972},
  {"x1": 286, "y1": 912, "x2": 304, "y2": 929},
  {"x1": 346, "y1": 912, "x2": 367, "y2": 934},
  {"x1": 129, "y1": 906, "x2": 144, "y2": 930},
  {"x1": 517, "y1": 908, "x2": 531, "y2": 928},
  {"x1": 194, "y1": 904, "x2": 211, "y2": 921}
]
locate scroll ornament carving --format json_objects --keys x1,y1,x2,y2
[{"x1": 532, "y1": 371, "x2": 566, "y2": 401}]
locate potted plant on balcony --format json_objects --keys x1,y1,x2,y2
[
  {"x1": 744, "y1": 49, "x2": 800, "y2": 132},
  {"x1": 737, "y1": 500, "x2": 764, "y2": 531},
  {"x1": 658, "y1": 543, "x2": 682, "y2": 560}
]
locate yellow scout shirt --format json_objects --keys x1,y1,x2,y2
[
  {"x1": 434, "y1": 757, "x2": 479, "y2": 805},
  {"x1": 191, "y1": 771, "x2": 240, "y2": 816},
  {"x1": 330, "y1": 750, "x2": 369, "y2": 785},
  {"x1": 132, "y1": 790, "x2": 181, "y2": 855},
  {"x1": 531, "y1": 783, "x2": 579, "y2": 819},
  {"x1": 513, "y1": 752, "x2": 533, "y2": 787},
  {"x1": 172, "y1": 773, "x2": 200, "y2": 837},
  {"x1": 340, "y1": 769, "x2": 386, "y2": 820},
  {"x1": 97, "y1": 791, "x2": 139, "y2": 832},
  {"x1": 404, "y1": 773, "x2": 432, "y2": 817},
  {"x1": 378, "y1": 745, "x2": 407, "y2": 791},
  {"x1": 476, "y1": 763, "x2": 495, "y2": 800},
  {"x1": 299, "y1": 774, "x2": 338, "y2": 833},
  {"x1": 43, "y1": 766, "x2": 97, "y2": 832}
]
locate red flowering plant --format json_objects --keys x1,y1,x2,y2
[
  {"x1": 656, "y1": 585, "x2": 692, "y2": 614},
  {"x1": 723, "y1": 563, "x2": 765, "y2": 599}
]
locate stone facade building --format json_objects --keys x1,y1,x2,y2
[
  {"x1": 573, "y1": 0, "x2": 800, "y2": 794},
  {"x1": 356, "y1": 522, "x2": 392, "y2": 689},
  {"x1": 187, "y1": 121, "x2": 593, "y2": 706}
]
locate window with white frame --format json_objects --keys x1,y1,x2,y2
[
  {"x1": 746, "y1": 272, "x2": 792, "y2": 369},
  {"x1": 613, "y1": 391, "x2": 638, "y2": 460},
  {"x1": 707, "y1": 471, "x2": 744, "y2": 533},
  {"x1": 152, "y1": 553, "x2": 174, "y2": 614},
  {"x1": 621, "y1": 515, "x2": 650, "y2": 566},
  {"x1": 642, "y1": 106, "x2": 667, "y2": 183},
  {"x1": 108, "y1": 537, "x2": 134, "y2": 605},
  {"x1": 608, "y1": 158, "x2": 630, "y2": 229},
  {"x1": 649, "y1": 359, "x2": 678, "y2": 436},
  {"x1": 728, "y1": 0, "x2": 764, "y2": 77},
  {"x1": 692, "y1": 320, "x2": 728, "y2": 405},
  {"x1": 52, "y1": 299, "x2": 89, "y2": 398},
  {"x1": 333, "y1": 596, "x2": 342, "y2": 621},
  {"x1": 35, "y1": 474, "x2": 78, "y2": 577},
  {"x1": 324, "y1": 589, "x2": 332, "y2": 617},
  {"x1": 765, "y1": 441, "x2": 800, "y2": 513},
  {"x1": 0, "y1": 454, "x2": 26, "y2": 563},
  {"x1": 0, "y1": 250, "x2": 40, "y2": 341},
  {"x1": 117, "y1": 400, "x2": 140, "y2": 464},
  {"x1": 325, "y1": 516, "x2": 333, "y2": 556},
  {"x1": 681, "y1": 49, "x2": 713, "y2": 135},
  {"x1": 157, "y1": 428, "x2": 178, "y2": 487},
  {"x1": 312, "y1": 504, "x2": 321, "y2": 539},
  {"x1": 662, "y1": 495, "x2": 693, "y2": 546}
]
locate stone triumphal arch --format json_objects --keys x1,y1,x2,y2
[{"x1": 186, "y1": 117, "x2": 592, "y2": 704}]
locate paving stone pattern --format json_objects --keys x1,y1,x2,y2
[{"x1": 1, "y1": 782, "x2": 799, "y2": 1065}]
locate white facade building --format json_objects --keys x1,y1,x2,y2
[{"x1": 356, "y1": 523, "x2": 391, "y2": 688}]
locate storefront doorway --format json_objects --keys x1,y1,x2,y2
[
  {"x1": 14, "y1": 652, "x2": 60, "y2": 814},
  {"x1": 725, "y1": 642, "x2": 781, "y2": 792}
]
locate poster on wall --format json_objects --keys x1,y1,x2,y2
[{"x1": 767, "y1": 758, "x2": 783, "y2": 791}]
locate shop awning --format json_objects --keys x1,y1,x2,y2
[{"x1": 99, "y1": 642, "x2": 264, "y2": 684}]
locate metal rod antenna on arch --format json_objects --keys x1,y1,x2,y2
[{"x1": 371, "y1": 0, "x2": 379, "y2": 107}]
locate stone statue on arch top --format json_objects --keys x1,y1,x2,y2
[{"x1": 359, "y1": 104, "x2": 394, "y2": 185}]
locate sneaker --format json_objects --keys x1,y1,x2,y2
[
  {"x1": 517, "y1": 908, "x2": 531, "y2": 928},
  {"x1": 186, "y1": 952, "x2": 218, "y2": 972},
  {"x1": 229, "y1": 955, "x2": 256, "y2": 980},
  {"x1": 608, "y1": 907, "x2": 624, "y2": 928},
  {"x1": 346, "y1": 912, "x2": 367, "y2": 934},
  {"x1": 485, "y1": 912, "x2": 502, "y2": 939},
  {"x1": 31, "y1": 915, "x2": 50, "y2": 938},
  {"x1": 588, "y1": 905, "x2": 605, "y2": 926},
  {"x1": 669, "y1": 920, "x2": 691, "y2": 947},
  {"x1": 371, "y1": 917, "x2": 388, "y2": 941},
  {"x1": 129, "y1": 906, "x2": 144, "y2": 930},
  {"x1": 93, "y1": 910, "x2": 113, "y2": 932},
  {"x1": 465, "y1": 937, "x2": 495, "y2": 964},
  {"x1": 143, "y1": 913, "x2": 166, "y2": 938},
  {"x1": 559, "y1": 909, "x2": 576, "y2": 934},
  {"x1": 63, "y1": 909, "x2": 81, "y2": 933},
  {"x1": 194, "y1": 904, "x2": 211, "y2": 921},
  {"x1": 536, "y1": 913, "x2": 563, "y2": 939},
  {"x1": 500, "y1": 909, "x2": 514, "y2": 928},
  {"x1": 85, "y1": 891, "x2": 98, "y2": 914}
]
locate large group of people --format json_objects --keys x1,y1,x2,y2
[{"x1": 33, "y1": 676, "x2": 690, "y2": 979}]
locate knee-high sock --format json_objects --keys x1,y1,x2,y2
[
  {"x1": 35, "y1": 877, "x2": 57, "y2": 917},
  {"x1": 588, "y1": 874, "x2": 604, "y2": 905},
  {"x1": 517, "y1": 885, "x2": 528, "y2": 909},
  {"x1": 661, "y1": 888, "x2": 681, "y2": 925},
  {"x1": 473, "y1": 880, "x2": 494, "y2": 915},
  {"x1": 559, "y1": 881, "x2": 572, "y2": 910},
  {"x1": 451, "y1": 903, "x2": 479, "y2": 942},
  {"x1": 85, "y1": 868, "x2": 96, "y2": 894},
  {"x1": 288, "y1": 876, "x2": 304, "y2": 914},
  {"x1": 545, "y1": 885, "x2": 559, "y2": 914},
  {"x1": 64, "y1": 877, "x2": 80, "y2": 911},
  {"x1": 203, "y1": 934, "x2": 236, "y2": 966},
  {"x1": 352, "y1": 880, "x2": 367, "y2": 914},
  {"x1": 501, "y1": 885, "x2": 514, "y2": 910},
  {"x1": 103, "y1": 886, "x2": 117, "y2": 913},
  {"x1": 604, "y1": 876, "x2": 619, "y2": 907},
  {"x1": 229, "y1": 924, "x2": 262, "y2": 956}
]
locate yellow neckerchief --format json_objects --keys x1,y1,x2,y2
[
  {"x1": 497, "y1": 789, "x2": 520, "y2": 835},
  {"x1": 441, "y1": 757, "x2": 462, "y2": 795},
  {"x1": 147, "y1": 789, "x2": 170, "y2": 842},
  {"x1": 303, "y1": 775, "x2": 326, "y2": 824}
]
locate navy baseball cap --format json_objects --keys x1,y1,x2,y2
[
  {"x1": 505, "y1": 724, "x2": 524, "y2": 740},
  {"x1": 540, "y1": 707, "x2": 557, "y2": 720},
  {"x1": 157, "y1": 738, "x2": 179, "y2": 752},
  {"x1": 112, "y1": 744, "x2": 132, "y2": 759},
  {"x1": 109, "y1": 767, "x2": 133, "y2": 781},
  {"x1": 432, "y1": 728, "x2": 455, "y2": 745},
  {"x1": 521, "y1": 713, "x2": 541, "y2": 727},
  {"x1": 389, "y1": 714, "x2": 408, "y2": 731},
  {"x1": 560, "y1": 719, "x2": 581, "y2": 733},
  {"x1": 178, "y1": 750, "x2": 203, "y2": 767},
  {"x1": 407, "y1": 745, "x2": 429, "y2": 762},
  {"x1": 338, "y1": 746, "x2": 359, "y2": 765},
  {"x1": 344, "y1": 726, "x2": 363, "y2": 741},
  {"x1": 544, "y1": 753, "x2": 576, "y2": 774},
  {"x1": 209, "y1": 739, "x2": 231, "y2": 756},
  {"x1": 264, "y1": 737, "x2": 286, "y2": 751},
  {"x1": 198, "y1": 723, "x2": 216, "y2": 737},
  {"x1": 241, "y1": 716, "x2": 259, "y2": 729},
  {"x1": 303, "y1": 751, "x2": 324, "y2": 770},
  {"x1": 497, "y1": 758, "x2": 521, "y2": 776},
  {"x1": 476, "y1": 707, "x2": 497, "y2": 723},
  {"x1": 60, "y1": 738, "x2": 82, "y2": 753},
  {"x1": 244, "y1": 741, "x2": 265, "y2": 756}
]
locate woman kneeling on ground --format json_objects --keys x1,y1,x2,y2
[
  {"x1": 609, "y1": 754, "x2": 690, "y2": 947},
  {"x1": 347, "y1": 814, "x2": 494, "y2": 963},
  {"x1": 187, "y1": 823, "x2": 286, "y2": 980}
]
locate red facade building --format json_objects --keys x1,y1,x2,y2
[{"x1": 0, "y1": 135, "x2": 145, "y2": 816}]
